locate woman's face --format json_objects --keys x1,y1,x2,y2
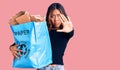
[{"x1": 49, "y1": 9, "x2": 62, "y2": 28}]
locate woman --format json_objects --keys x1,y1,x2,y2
[{"x1": 10, "y1": 3, "x2": 74, "y2": 70}]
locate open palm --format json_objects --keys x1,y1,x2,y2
[{"x1": 57, "y1": 14, "x2": 73, "y2": 33}]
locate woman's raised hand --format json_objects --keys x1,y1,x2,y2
[{"x1": 57, "y1": 14, "x2": 73, "y2": 33}]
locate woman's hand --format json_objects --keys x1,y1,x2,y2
[
  {"x1": 57, "y1": 14, "x2": 73, "y2": 33},
  {"x1": 9, "y1": 45, "x2": 22, "y2": 59}
]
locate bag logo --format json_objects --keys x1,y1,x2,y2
[{"x1": 18, "y1": 44, "x2": 30, "y2": 58}]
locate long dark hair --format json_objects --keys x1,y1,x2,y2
[{"x1": 46, "y1": 3, "x2": 68, "y2": 31}]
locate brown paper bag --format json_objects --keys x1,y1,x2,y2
[
  {"x1": 9, "y1": 17, "x2": 18, "y2": 25},
  {"x1": 9, "y1": 11, "x2": 45, "y2": 25},
  {"x1": 15, "y1": 11, "x2": 31, "y2": 24}
]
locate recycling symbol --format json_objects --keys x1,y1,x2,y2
[{"x1": 17, "y1": 44, "x2": 30, "y2": 58}]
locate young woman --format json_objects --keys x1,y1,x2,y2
[{"x1": 10, "y1": 3, "x2": 74, "y2": 70}]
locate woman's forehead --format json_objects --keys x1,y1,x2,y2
[{"x1": 50, "y1": 9, "x2": 62, "y2": 15}]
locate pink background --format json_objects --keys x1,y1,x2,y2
[{"x1": 0, "y1": 0, "x2": 120, "y2": 70}]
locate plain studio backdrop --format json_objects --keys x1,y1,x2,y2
[{"x1": 0, "y1": 0, "x2": 120, "y2": 70}]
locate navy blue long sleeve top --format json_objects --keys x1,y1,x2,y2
[{"x1": 49, "y1": 29, "x2": 74, "y2": 65}]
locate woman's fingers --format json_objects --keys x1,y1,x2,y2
[
  {"x1": 61, "y1": 14, "x2": 68, "y2": 22},
  {"x1": 67, "y1": 16, "x2": 71, "y2": 22},
  {"x1": 12, "y1": 50, "x2": 19, "y2": 58},
  {"x1": 12, "y1": 49, "x2": 20, "y2": 56},
  {"x1": 10, "y1": 44, "x2": 23, "y2": 59},
  {"x1": 59, "y1": 15, "x2": 64, "y2": 23},
  {"x1": 16, "y1": 49, "x2": 22, "y2": 52},
  {"x1": 13, "y1": 53, "x2": 19, "y2": 58},
  {"x1": 59, "y1": 14, "x2": 66, "y2": 23},
  {"x1": 12, "y1": 50, "x2": 22, "y2": 59},
  {"x1": 59, "y1": 14, "x2": 71, "y2": 25},
  {"x1": 60, "y1": 14, "x2": 69, "y2": 22}
]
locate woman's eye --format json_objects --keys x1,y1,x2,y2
[{"x1": 51, "y1": 15, "x2": 55, "y2": 18}]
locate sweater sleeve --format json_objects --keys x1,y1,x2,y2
[
  {"x1": 9, "y1": 43, "x2": 15, "y2": 50},
  {"x1": 65, "y1": 29, "x2": 74, "y2": 39},
  {"x1": 10, "y1": 43, "x2": 15, "y2": 47}
]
